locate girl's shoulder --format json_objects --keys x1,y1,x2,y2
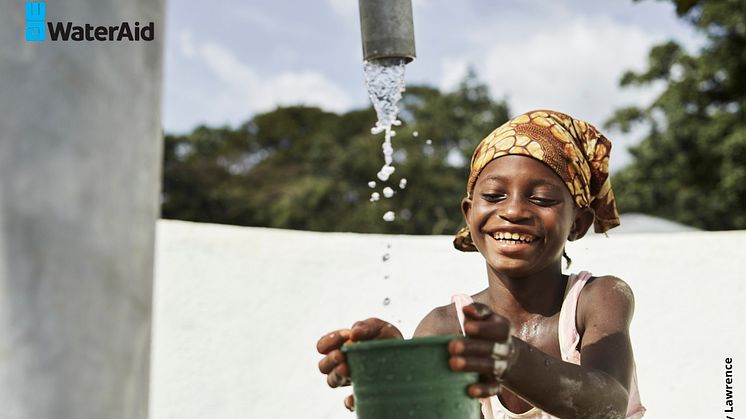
[
  {"x1": 576, "y1": 275, "x2": 636, "y2": 334},
  {"x1": 413, "y1": 302, "x2": 463, "y2": 337}
]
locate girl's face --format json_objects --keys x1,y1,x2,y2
[{"x1": 461, "y1": 155, "x2": 593, "y2": 276}]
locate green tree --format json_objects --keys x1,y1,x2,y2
[
  {"x1": 161, "y1": 73, "x2": 510, "y2": 234},
  {"x1": 607, "y1": 0, "x2": 746, "y2": 229}
]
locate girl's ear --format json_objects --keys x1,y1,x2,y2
[
  {"x1": 461, "y1": 197, "x2": 473, "y2": 226},
  {"x1": 568, "y1": 207, "x2": 595, "y2": 241}
]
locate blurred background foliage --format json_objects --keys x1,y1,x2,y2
[
  {"x1": 607, "y1": 0, "x2": 746, "y2": 229},
  {"x1": 162, "y1": 0, "x2": 746, "y2": 233}
]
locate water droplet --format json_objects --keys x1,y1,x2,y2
[
  {"x1": 368, "y1": 181, "x2": 376, "y2": 188},
  {"x1": 399, "y1": 178, "x2": 407, "y2": 189},
  {"x1": 425, "y1": 139, "x2": 432, "y2": 145},
  {"x1": 383, "y1": 187, "x2": 394, "y2": 198},
  {"x1": 377, "y1": 164, "x2": 395, "y2": 181},
  {"x1": 382, "y1": 211, "x2": 395, "y2": 222},
  {"x1": 383, "y1": 297, "x2": 390, "y2": 306},
  {"x1": 382, "y1": 253, "x2": 391, "y2": 262},
  {"x1": 413, "y1": 131, "x2": 419, "y2": 137}
]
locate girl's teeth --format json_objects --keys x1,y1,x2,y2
[{"x1": 493, "y1": 232, "x2": 534, "y2": 243}]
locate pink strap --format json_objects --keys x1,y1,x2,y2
[
  {"x1": 557, "y1": 271, "x2": 592, "y2": 363},
  {"x1": 451, "y1": 294, "x2": 473, "y2": 335}
]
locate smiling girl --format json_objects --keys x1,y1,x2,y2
[{"x1": 317, "y1": 110, "x2": 645, "y2": 419}]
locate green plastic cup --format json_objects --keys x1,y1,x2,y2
[{"x1": 342, "y1": 335, "x2": 480, "y2": 419}]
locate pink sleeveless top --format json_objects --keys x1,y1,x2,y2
[{"x1": 451, "y1": 271, "x2": 646, "y2": 419}]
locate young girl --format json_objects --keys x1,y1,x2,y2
[{"x1": 317, "y1": 110, "x2": 646, "y2": 419}]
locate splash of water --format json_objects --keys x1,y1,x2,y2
[
  {"x1": 363, "y1": 59, "x2": 406, "y2": 182},
  {"x1": 364, "y1": 59, "x2": 405, "y2": 135}
]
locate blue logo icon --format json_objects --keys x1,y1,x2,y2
[{"x1": 26, "y1": 1, "x2": 46, "y2": 42}]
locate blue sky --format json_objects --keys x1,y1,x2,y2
[{"x1": 162, "y1": 0, "x2": 700, "y2": 170}]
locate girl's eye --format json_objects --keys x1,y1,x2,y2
[
  {"x1": 481, "y1": 193, "x2": 505, "y2": 202},
  {"x1": 530, "y1": 196, "x2": 558, "y2": 206}
]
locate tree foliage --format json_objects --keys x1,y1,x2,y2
[
  {"x1": 607, "y1": 0, "x2": 746, "y2": 229},
  {"x1": 162, "y1": 73, "x2": 510, "y2": 234}
]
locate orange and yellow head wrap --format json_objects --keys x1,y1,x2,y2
[{"x1": 454, "y1": 110, "x2": 620, "y2": 252}]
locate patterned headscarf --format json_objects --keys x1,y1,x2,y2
[{"x1": 454, "y1": 110, "x2": 620, "y2": 252}]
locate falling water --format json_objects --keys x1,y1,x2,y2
[
  {"x1": 364, "y1": 58, "x2": 406, "y2": 190},
  {"x1": 364, "y1": 59, "x2": 405, "y2": 135},
  {"x1": 364, "y1": 59, "x2": 408, "y2": 286}
]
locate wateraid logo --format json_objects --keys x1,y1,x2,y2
[
  {"x1": 24, "y1": 1, "x2": 155, "y2": 42},
  {"x1": 25, "y1": 1, "x2": 46, "y2": 42}
]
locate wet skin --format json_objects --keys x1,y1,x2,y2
[{"x1": 317, "y1": 156, "x2": 636, "y2": 418}]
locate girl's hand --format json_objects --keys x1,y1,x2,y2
[
  {"x1": 316, "y1": 318, "x2": 404, "y2": 411},
  {"x1": 447, "y1": 303, "x2": 515, "y2": 398}
]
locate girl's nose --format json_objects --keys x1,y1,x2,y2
[{"x1": 498, "y1": 196, "x2": 530, "y2": 223}]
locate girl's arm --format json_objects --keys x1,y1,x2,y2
[
  {"x1": 413, "y1": 304, "x2": 462, "y2": 337},
  {"x1": 450, "y1": 276, "x2": 636, "y2": 419}
]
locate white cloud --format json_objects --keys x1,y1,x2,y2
[
  {"x1": 171, "y1": 40, "x2": 353, "y2": 130},
  {"x1": 331, "y1": 0, "x2": 428, "y2": 20},
  {"x1": 327, "y1": 0, "x2": 356, "y2": 19},
  {"x1": 178, "y1": 31, "x2": 196, "y2": 59},
  {"x1": 438, "y1": 57, "x2": 469, "y2": 92},
  {"x1": 439, "y1": 14, "x2": 666, "y2": 171},
  {"x1": 232, "y1": 4, "x2": 282, "y2": 34}
]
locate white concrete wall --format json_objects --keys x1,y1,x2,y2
[{"x1": 151, "y1": 220, "x2": 746, "y2": 419}]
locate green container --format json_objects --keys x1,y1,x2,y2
[{"x1": 342, "y1": 336, "x2": 480, "y2": 419}]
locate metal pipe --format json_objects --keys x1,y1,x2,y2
[{"x1": 358, "y1": 0, "x2": 416, "y2": 63}]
